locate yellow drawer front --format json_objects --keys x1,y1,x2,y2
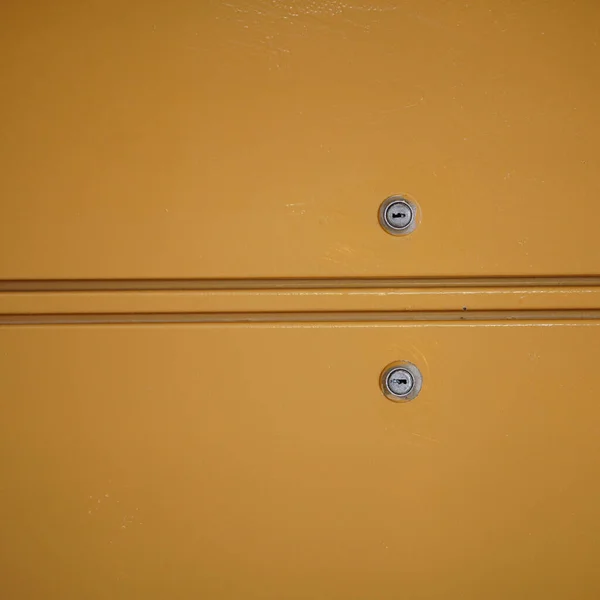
[
  {"x1": 2, "y1": 322, "x2": 599, "y2": 598},
  {"x1": 2, "y1": 0, "x2": 600, "y2": 278}
]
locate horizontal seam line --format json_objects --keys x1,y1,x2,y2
[
  {"x1": 3, "y1": 310, "x2": 600, "y2": 325},
  {"x1": 3, "y1": 276, "x2": 600, "y2": 292}
]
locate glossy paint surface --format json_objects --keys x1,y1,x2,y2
[
  {"x1": 2, "y1": 322, "x2": 600, "y2": 599},
  {"x1": 2, "y1": 1, "x2": 600, "y2": 598},
  {"x1": 1, "y1": 0, "x2": 600, "y2": 278}
]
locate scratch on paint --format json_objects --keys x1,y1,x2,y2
[
  {"x1": 220, "y1": 0, "x2": 399, "y2": 53},
  {"x1": 285, "y1": 202, "x2": 307, "y2": 215}
]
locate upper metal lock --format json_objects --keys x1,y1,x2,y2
[
  {"x1": 380, "y1": 362, "x2": 423, "y2": 402},
  {"x1": 379, "y1": 195, "x2": 419, "y2": 235}
]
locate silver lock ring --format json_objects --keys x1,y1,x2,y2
[
  {"x1": 380, "y1": 362, "x2": 423, "y2": 402},
  {"x1": 379, "y1": 195, "x2": 419, "y2": 235}
]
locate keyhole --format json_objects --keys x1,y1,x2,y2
[
  {"x1": 380, "y1": 197, "x2": 416, "y2": 234},
  {"x1": 382, "y1": 363, "x2": 422, "y2": 401}
]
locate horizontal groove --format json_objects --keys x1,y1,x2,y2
[
  {"x1": 2, "y1": 310, "x2": 600, "y2": 325},
  {"x1": 2, "y1": 287, "x2": 600, "y2": 314},
  {"x1": 2, "y1": 276, "x2": 600, "y2": 292}
]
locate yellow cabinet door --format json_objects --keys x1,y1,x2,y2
[
  {"x1": 2, "y1": 0, "x2": 600, "y2": 279},
  {"x1": 2, "y1": 321, "x2": 600, "y2": 599}
]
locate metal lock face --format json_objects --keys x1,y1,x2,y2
[
  {"x1": 379, "y1": 196, "x2": 419, "y2": 235},
  {"x1": 380, "y1": 362, "x2": 423, "y2": 402}
]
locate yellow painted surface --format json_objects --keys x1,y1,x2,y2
[
  {"x1": 1, "y1": 0, "x2": 600, "y2": 278},
  {"x1": 2, "y1": 0, "x2": 600, "y2": 597},
  {"x1": 2, "y1": 323, "x2": 600, "y2": 599}
]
